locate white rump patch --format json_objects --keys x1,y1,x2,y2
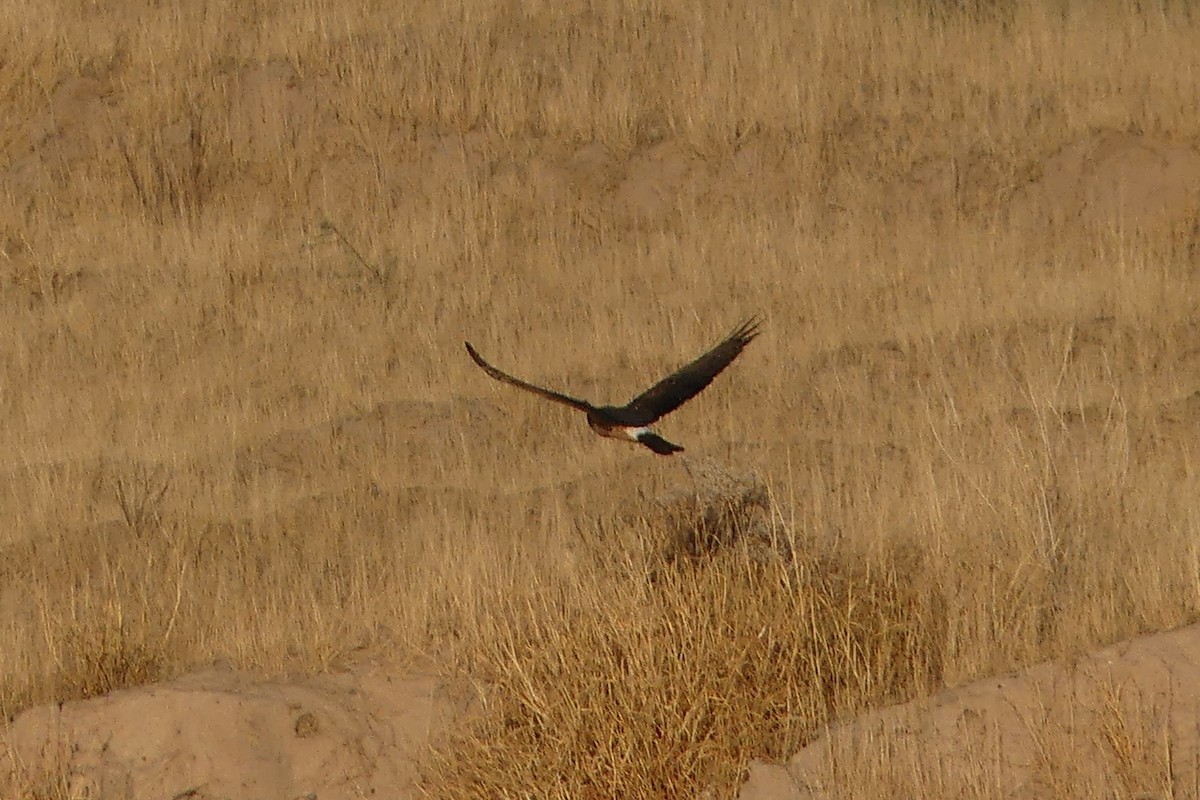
[{"x1": 626, "y1": 426, "x2": 651, "y2": 441}]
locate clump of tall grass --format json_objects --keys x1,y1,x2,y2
[{"x1": 426, "y1": 465, "x2": 945, "y2": 797}]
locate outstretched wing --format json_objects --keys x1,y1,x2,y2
[
  {"x1": 465, "y1": 342, "x2": 595, "y2": 413},
  {"x1": 617, "y1": 317, "x2": 761, "y2": 425}
]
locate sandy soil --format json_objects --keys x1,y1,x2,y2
[
  {"x1": 740, "y1": 620, "x2": 1200, "y2": 799},
  {"x1": 3, "y1": 663, "x2": 471, "y2": 799}
]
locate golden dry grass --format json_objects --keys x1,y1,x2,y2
[{"x1": 4, "y1": 0, "x2": 1200, "y2": 796}]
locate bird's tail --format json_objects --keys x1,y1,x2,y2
[{"x1": 637, "y1": 431, "x2": 684, "y2": 455}]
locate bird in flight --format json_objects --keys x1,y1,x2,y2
[{"x1": 465, "y1": 318, "x2": 760, "y2": 455}]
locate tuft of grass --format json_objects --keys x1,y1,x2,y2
[
  {"x1": 425, "y1": 471, "x2": 945, "y2": 798},
  {"x1": 2, "y1": 753, "x2": 71, "y2": 800},
  {"x1": 51, "y1": 616, "x2": 169, "y2": 704}
]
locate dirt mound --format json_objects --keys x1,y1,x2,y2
[
  {"x1": 1013, "y1": 130, "x2": 1200, "y2": 230},
  {"x1": 740, "y1": 621, "x2": 1200, "y2": 799},
  {"x1": 2, "y1": 664, "x2": 468, "y2": 800}
]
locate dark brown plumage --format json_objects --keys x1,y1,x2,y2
[{"x1": 465, "y1": 318, "x2": 761, "y2": 455}]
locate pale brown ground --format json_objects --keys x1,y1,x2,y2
[
  {"x1": 5, "y1": 663, "x2": 470, "y2": 800},
  {"x1": 741, "y1": 621, "x2": 1200, "y2": 799},
  {"x1": 4, "y1": 1, "x2": 1200, "y2": 798}
]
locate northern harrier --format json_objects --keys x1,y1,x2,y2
[{"x1": 465, "y1": 318, "x2": 760, "y2": 455}]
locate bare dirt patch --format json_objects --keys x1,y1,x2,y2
[
  {"x1": 3, "y1": 664, "x2": 469, "y2": 800},
  {"x1": 1012, "y1": 130, "x2": 1200, "y2": 231},
  {"x1": 741, "y1": 621, "x2": 1200, "y2": 799}
]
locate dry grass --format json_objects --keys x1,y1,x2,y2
[{"x1": 3, "y1": 0, "x2": 1200, "y2": 796}]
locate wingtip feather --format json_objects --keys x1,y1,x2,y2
[
  {"x1": 731, "y1": 315, "x2": 763, "y2": 345},
  {"x1": 464, "y1": 341, "x2": 486, "y2": 367}
]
